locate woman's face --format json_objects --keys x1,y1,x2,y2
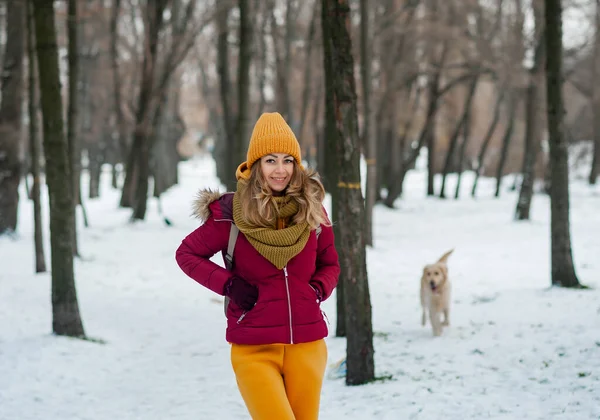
[{"x1": 259, "y1": 153, "x2": 295, "y2": 193}]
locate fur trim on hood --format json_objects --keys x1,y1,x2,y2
[{"x1": 192, "y1": 189, "x2": 225, "y2": 221}]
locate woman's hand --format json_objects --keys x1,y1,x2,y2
[{"x1": 224, "y1": 276, "x2": 259, "y2": 310}]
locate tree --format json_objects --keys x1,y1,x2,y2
[
  {"x1": 544, "y1": 0, "x2": 582, "y2": 288},
  {"x1": 34, "y1": 0, "x2": 86, "y2": 336},
  {"x1": 130, "y1": 1, "x2": 168, "y2": 220},
  {"x1": 0, "y1": 0, "x2": 25, "y2": 235},
  {"x1": 26, "y1": 0, "x2": 46, "y2": 273},
  {"x1": 590, "y1": 0, "x2": 600, "y2": 185},
  {"x1": 120, "y1": 0, "x2": 204, "y2": 218},
  {"x1": 361, "y1": 0, "x2": 376, "y2": 247},
  {"x1": 110, "y1": 0, "x2": 128, "y2": 175},
  {"x1": 515, "y1": 0, "x2": 545, "y2": 220},
  {"x1": 471, "y1": 86, "x2": 504, "y2": 198},
  {"x1": 439, "y1": 75, "x2": 478, "y2": 199},
  {"x1": 67, "y1": 0, "x2": 81, "y2": 255},
  {"x1": 215, "y1": 2, "x2": 236, "y2": 190},
  {"x1": 322, "y1": 0, "x2": 375, "y2": 386},
  {"x1": 235, "y1": 0, "x2": 252, "y2": 179}
]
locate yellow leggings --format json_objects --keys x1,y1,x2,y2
[{"x1": 230, "y1": 339, "x2": 328, "y2": 420}]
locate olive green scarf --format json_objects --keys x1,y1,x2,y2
[{"x1": 232, "y1": 192, "x2": 311, "y2": 269}]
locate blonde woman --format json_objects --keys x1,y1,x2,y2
[{"x1": 176, "y1": 112, "x2": 340, "y2": 420}]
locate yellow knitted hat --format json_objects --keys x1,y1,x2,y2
[{"x1": 235, "y1": 112, "x2": 303, "y2": 180}]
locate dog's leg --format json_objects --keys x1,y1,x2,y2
[
  {"x1": 442, "y1": 308, "x2": 450, "y2": 326},
  {"x1": 420, "y1": 286, "x2": 426, "y2": 326},
  {"x1": 429, "y1": 307, "x2": 442, "y2": 336}
]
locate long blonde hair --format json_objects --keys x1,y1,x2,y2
[{"x1": 236, "y1": 162, "x2": 330, "y2": 229}]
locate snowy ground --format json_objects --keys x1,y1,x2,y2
[{"x1": 1, "y1": 156, "x2": 599, "y2": 420}]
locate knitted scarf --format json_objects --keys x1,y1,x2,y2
[{"x1": 232, "y1": 192, "x2": 311, "y2": 269}]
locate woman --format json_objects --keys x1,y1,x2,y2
[{"x1": 175, "y1": 112, "x2": 340, "y2": 420}]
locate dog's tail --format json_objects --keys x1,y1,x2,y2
[{"x1": 437, "y1": 249, "x2": 454, "y2": 264}]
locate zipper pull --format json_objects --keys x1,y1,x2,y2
[
  {"x1": 321, "y1": 310, "x2": 330, "y2": 326},
  {"x1": 237, "y1": 311, "x2": 248, "y2": 324}
]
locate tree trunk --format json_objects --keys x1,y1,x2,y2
[
  {"x1": 0, "y1": 0, "x2": 25, "y2": 235},
  {"x1": 119, "y1": 132, "x2": 138, "y2": 207},
  {"x1": 361, "y1": 0, "x2": 376, "y2": 247},
  {"x1": 89, "y1": 150, "x2": 101, "y2": 198},
  {"x1": 130, "y1": 1, "x2": 165, "y2": 221},
  {"x1": 515, "y1": 2, "x2": 545, "y2": 219},
  {"x1": 544, "y1": 0, "x2": 581, "y2": 288},
  {"x1": 254, "y1": 0, "x2": 268, "y2": 119},
  {"x1": 34, "y1": 0, "x2": 85, "y2": 337},
  {"x1": 313, "y1": 79, "x2": 324, "y2": 172},
  {"x1": 67, "y1": 0, "x2": 80, "y2": 255},
  {"x1": 515, "y1": 82, "x2": 541, "y2": 217},
  {"x1": 26, "y1": 0, "x2": 46, "y2": 273},
  {"x1": 298, "y1": 0, "x2": 319, "y2": 156},
  {"x1": 322, "y1": 0, "x2": 374, "y2": 386},
  {"x1": 283, "y1": 0, "x2": 294, "y2": 127},
  {"x1": 151, "y1": 81, "x2": 184, "y2": 198},
  {"x1": 383, "y1": 95, "x2": 404, "y2": 208},
  {"x1": 270, "y1": 0, "x2": 294, "y2": 128},
  {"x1": 236, "y1": 0, "x2": 252, "y2": 175},
  {"x1": 216, "y1": 4, "x2": 236, "y2": 190},
  {"x1": 318, "y1": 18, "x2": 344, "y2": 335},
  {"x1": 110, "y1": 0, "x2": 128, "y2": 178},
  {"x1": 454, "y1": 93, "x2": 473, "y2": 200},
  {"x1": 426, "y1": 0, "x2": 441, "y2": 197},
  {"x1": 439, "y1": 76, "x2": 478, "y2": 199},
  {"x1": 495, "y1": 92, "x2": 518, "y2": 197},
  {"x1": 590, "y1": 0, "x2": 600, "y2": 185},
  {"x1": 112, "y1": 165, "x2": 119, "y2": 189},
  {"x1": 384, "y1": 66, "x2": 445, "y2": 208},
  {"x1": 472, "y1": 86, "x2": 504, "y2": 197}
]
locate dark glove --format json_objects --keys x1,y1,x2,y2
[
  {"x1": 309, "y1": 281, "x2": 324, "y2": 303},
  {"x1": 224, "y1": 276, "x2": 258, "y2": 311}
]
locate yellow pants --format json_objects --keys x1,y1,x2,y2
[{"x1": 230, "y1": 339, "x2": 328, "y2": 420}]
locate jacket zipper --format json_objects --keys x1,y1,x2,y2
[
  {"x1": 237, "y1": 311, "x2": 247, "y2": 324},
  {"x1": 283, "y1": 266, "x2": 293, "y2": 344}
]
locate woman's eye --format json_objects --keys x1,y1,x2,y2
[{"x1": 284, "y1": 159, "x2": 294, "y2": 164}]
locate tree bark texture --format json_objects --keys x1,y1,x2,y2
[
  {"x1": 590, "y1": 0, "x2": 600, "y2": 185},
  {"x1": 426, "y1": 0, "x2": 441, "y2": 197},
  {"x1": 236, "y1": 0, "x2": 252, "y2": 177},
  {"x1": 298, "y1": 0, "x2": 319, "y2": 157},
  {"x1": 130, "y1": 0, "x2": 166, "y2": 220},
  {"x1": 319, "y1": 4, "x2": 344, "y2": 337},
  {"x1": 495, "y1": 92, "x2": 518, "y2": 197},
  {"x1": 0, "y1": 0, "x2": 25, "y2": 235},
  {"x1": 34, "y1": 0, "x2": 85, "y2": 336},
  {"x1": 322, "y1": 0, "x2": 375, "y2": 386},
  {"x1": 216, "y1": 4, "x2": 236, "y2": 190},
  {"x1": 360, "y1": 0, "x2": 376, "y2": 247},
  {"x1": 26, "y1": 0, "x2": 46, "y2": 273},
  {"x1": 110, "y1": 0, "x2": 128, "y2": 168},
  {"x1": 454, "y1": 93, "x2": 473, "y2": 200},
  {"x1": 544, "y1": 0, "x2": 581, "y2": 288},
  {"x1": 515, "y1": 2, "x2": 545, "y2": 220},
  {"x1": 67, "y1": 0, "x2": 80, "y2": 255}
]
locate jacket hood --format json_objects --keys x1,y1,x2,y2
[{"x1": 192, "y1": 189, "x2": 226, "y2": 221}]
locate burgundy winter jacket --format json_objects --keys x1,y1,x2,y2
[{"x1": 175, "y1": 191, "x2": 340, "y2": 345}]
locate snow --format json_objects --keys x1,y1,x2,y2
[{"x1": 1, "y1": 156, "x2": 599, "y2": 420}]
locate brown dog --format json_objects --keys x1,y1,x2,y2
[{"x1": 420, "y1": 249, "x2": 454, "y2": 336}]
